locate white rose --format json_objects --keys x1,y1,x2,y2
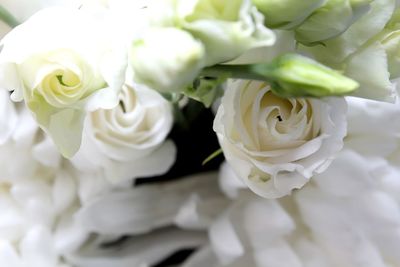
[
  {"x1": 0, "y1": 7, "x2": 127, "y2": 157},
  {"x1": 213, "y1": 80, "x2": 347, "y2": 198},
  {"x1": 71, "y1": 83, "x2": 176, "y2": 184}
]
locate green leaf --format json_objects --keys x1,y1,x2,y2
[{"x1": 183, "y1": 76, "x2": 226, "y2": 107}]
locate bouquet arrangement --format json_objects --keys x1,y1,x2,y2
[{"x1": 1, "y1": 0, "x2": 400, "y2": 266}]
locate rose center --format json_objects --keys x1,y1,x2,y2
[{"x1": 251, "y1": 91, "x2": 314, "y2": 150}]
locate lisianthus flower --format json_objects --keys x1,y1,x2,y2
[
  {"x1": 0, "y1": 7, "x2": 127, "y2": 157},
  {"x1": 71, "y1": 82, "x2": 175, "y2": 184},
  {"x1": 214, "y1": 80, "x2": 347, "y2": 198}
]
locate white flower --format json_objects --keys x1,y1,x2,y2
[
  {"x1": 71, "y1": 83, "x2": 175, "y2": 184},
  {"x1": 213, "y1": 80, "x2": 347, "y2": 198},
  {"x1": 0, "y1": 226, "x2": 74, "y2": 267},
  {"x1": 76, "y1": 172, "x2": 229, "y2": 235},
  {"x1": 345, "y1": 91, "x2": 400, "y2": 162},
  {"x1": 149, "y1": 0, "x2": 275, "y2": 66},
  {"x1": 130, "y1": 27, "x2": 205, "y2": 93},
  {"x1": 0, "y1": 7, "x2": 127, "y2": 157},
  {"x1": 293, "y1": 150, "x2": 400, "y2": 267},
  {"x1": 299, "y1": 0, "x2": 397, "y2": 102},
  {"x1": 185, "y1": 151, "x2": 400, "y2": 267},
  {"x1": 0, "y1": 161, "x2": 88, "y2": 267},
  {"x1": 176, "y1": 0, "x2": 276, "y2": 65},
  {"x1": 0, "y1": 90, "x2": 61, "y2": 180}
]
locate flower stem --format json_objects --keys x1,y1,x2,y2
[
  {"x1": 201, "y1": 54, "x2": 359, "y2": 98},
  {"x1": 0, "y1": 5, "x2": 19, "y2": 28},
  {"x1": 201, "y1": 64, "x2": 270, "y2": 81}
]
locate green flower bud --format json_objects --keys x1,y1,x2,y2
[
  {"x1": 253, "y1": 54, "x2": 359, "y2": 97},
  {"x1": 295, "y1": 0, "x2": 374, "y2": 45},
  {"x1": 251, "y1": 0, "x2": 326, "y2": 28}
]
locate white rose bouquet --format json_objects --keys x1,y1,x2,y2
[{"x1": 0, "y1": 0, "x2": 400, "y2": 266}]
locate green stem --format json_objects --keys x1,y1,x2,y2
[
  {"x1": 201, "y1": 64, "x2": 271, "y2": 81},
  {"x1": 202, "y1": 148, "x2": 223, "y2": 166},
  {"x1": 0, "y1": 5, "x2": 19, "y2": 28}
]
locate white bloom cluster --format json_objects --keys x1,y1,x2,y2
[
  {"x1": 2, "y1": 1, "x2": 400, "y2": 266},
  {"x1": 0, "y1": 91, "x2": 83, "y2": 266},
  {"x1": 0, "y1": 83, "x2": 217, "y2": 267},
  {"x1": 0, "y1": 0, "x2": 386, "y2": 199}
]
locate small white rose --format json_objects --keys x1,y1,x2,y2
[
  {"x1": 213, "y1": 80, "x2": 347, "y2": 198},
  {"x1": 130, "y1": 27, "x2": 205, "y2": 93},
  {"x1": 0, "y1": 8, "x2": 126, "y2": 157},
  {"x1": 72, "y1": 83, "x2": 176, "y2": 184}
]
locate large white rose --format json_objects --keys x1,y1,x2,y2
[
  {"x1": 0, "y1": 7, "x2": 127, "y2": 157},
  {"x1": 71, "y1": 83, "x2": 175, "y2": 184},
  {"x1": 213, "y1": 80, "x2": 347, "y2": 198}
]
